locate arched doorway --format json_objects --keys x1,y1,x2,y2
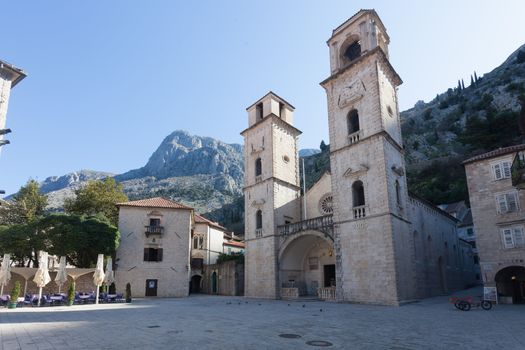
[
  {"x1": 495, "y1": 266, "x2": 525, "y2": 304},
  {"x1": 190, "y1": 275, "x2": 202, "y2": 294},
  {"x1": 211, "y1": 272, "x2": 218, "y2": 294},
  {"x1": 279, "y1": 232, "x2": 335, "y2": 297}
]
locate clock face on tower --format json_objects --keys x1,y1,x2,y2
[{"x1": 319, "y1": 193, "x2": 333, "y2": 215}]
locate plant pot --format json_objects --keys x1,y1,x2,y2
[
  {"x1": 67, "y1": 301, "x2": 74, "y2": 306},
  {"x1": 125, "y1": 298, "x2": 131, "y2": 303},
  {"x1": 7, "y1": 302, "x2": 17, "y2": 309}
]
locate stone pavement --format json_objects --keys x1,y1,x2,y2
[{"x1": 1, "y1": 289, "x2": 524, "y2": 350}]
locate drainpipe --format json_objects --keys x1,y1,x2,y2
[{"x1": 302, "y1": 158, "x2": 307, "y2": 220}]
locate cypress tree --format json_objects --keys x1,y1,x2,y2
[
  {"x1": 461, "y1": 79, "x2": 465, "y2": 90},
  {"x1": 470, "y1": 75, "x2": 474, "y2": 86}
]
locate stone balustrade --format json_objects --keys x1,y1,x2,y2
[
  {"x1": 281, "y1": 287, "x2": 299, "y2": 299},
  {"x1": 317, "y1": 287, "x2": 336, "y2": 301},
  {"x1": 353, "y1": 205, "x2": 366, "y2": 219}
]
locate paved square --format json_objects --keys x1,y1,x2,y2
[{"x1": 1, "y1": 290, "x2": 524, "y2": 350}]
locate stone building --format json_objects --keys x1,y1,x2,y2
[
  {"x1": 116, "y1": 197, "x2": 245, "y2": 297},
  {"x1": 115, "y1": 197, "x2": 194, "y2": 298},
  {"x1": 464, "y1": 145, "x2": 525, "y2": 303},
  {"x1": 0, "y1": 59, "x2": 25, "y2": 155},
  {"x1": 242, "y1": 9, "x2": 477, "y2": 305}
]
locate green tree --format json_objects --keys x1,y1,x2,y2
[
  {"x1": 0, "y1": 222, "x2": 46, "y2": 267},
  {"x1": 40, "y1": 213, "x2": 120, "y2": 267},
  {"x1": 64, "y1": 177, "x2": 128, "y2": 225},
  {"x1": 0, "y1": 180, "x2": 48, "y2": 225}
]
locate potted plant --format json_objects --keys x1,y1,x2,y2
[
  {"x1": 8, "y1": 281, "x2": 21, "y2": 309},
  {"x1": 125, "y1": 282, "x2": 132, "y2": 303},
  {"x1": 67, "y1": 282, "x2": 75, "y2": 306}
]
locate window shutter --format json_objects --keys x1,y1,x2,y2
[
  {"x1": 506, "y1": 192, "x2": 519, "y2": 212},
  {"x1": 496, "y1": 194, "x2": 508, "y2": 213},
  {"x1": 144, "y1": 248, "x2": 149, "y2": 261},
  {"x1": 158, "y1": 248, "x2": 163, "y2": 262},
  {"x1": 513, "y1": 227, "x2": 525, "y2": 247},
  {"x1": 493, "y1": 163, "x2": 502, "y2": 180},
  {"x1": 502, "y1": 229, "x2": 514, "y2": 248},
  {"x1": 502, "y1": 162, "x2": 511, "y2": 178}
]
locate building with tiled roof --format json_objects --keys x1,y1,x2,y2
[
  {"x1": 464, "y1": 145, "x2": 525, "y2": 303},
  {"x1": 116, "y1": 196, "x2": 245, "y2": 297}
]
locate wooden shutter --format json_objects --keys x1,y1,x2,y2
[
  {"x1": 506, "y1": 192, "x2": 519, "y2": 212},
  {"x1": 502, "y1": 162, "x2": 511, "y2": 178},
  {"x1": 502, "y1": 229, "x2": 514, "y2": 248},
  {"x1": 144, "y1": 248, "x2": 150, "y2": 261},
  {"x1": 513, "y1": 227, "x2": 525, "y2": 247},
  {"x1": 157, "y1": 248, "x2": 163, "y2": 262},
  {"x1": 493, "y1": 163, "x2": 502, "y2": 180},
  {"x1": 496, "y1": 194, "x2": 508, "y2": 213}
]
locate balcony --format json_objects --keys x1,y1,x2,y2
[
  {"x1": 145, "y1": 225, "x2": 164, "y2": 237},
  {"x1": 277, "y1": 215, "x2": 333, "y2": 240},
  {"x1": 511, "y1": 151, "x2": 525, "y2": 189},
  {"x1": 353, "y1": 205, "x2": 366, "y2": 219},
  {"x1": 348, "y1": 130, "x2": 361, "y2": 145},
  {"x1": 255, "y1": 228, "x2": 263, "y2": 238}
]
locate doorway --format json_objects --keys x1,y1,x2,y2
[
  {"x1": 495, "y1": 266, "x2": 525, "y2": 304},
  {"x1": 145, "y1": 279, "x2": 158, "y2": 297},
  {"x1": 324, "y1": 264, "x2": 336, "y2": 287},
  {"x1": 190, "y1": 275, "x2": 202, "y2": 294},
  {"x1": 211, "y1": 272, "x2": 218, "y2": 294}
]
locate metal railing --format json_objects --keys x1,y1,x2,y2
[{"x1": 145, "y1": 225, "x2": 164, "y2": 236}]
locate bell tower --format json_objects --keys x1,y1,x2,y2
[
  {"x1": 320, "y1": 10, "x2": 414, "y2": 305},
  {"x1": 241, "y1": 92, "x2": 302, "y2": 298}
]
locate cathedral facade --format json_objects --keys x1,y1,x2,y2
[{"x1": 242, "y1": 10, "x2": 477, "y2": 305}]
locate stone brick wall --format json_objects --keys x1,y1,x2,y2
[
  {"x1": 115, "y1": 206, "x2": 192, "y2": 297},
  {"x1": 202, "y1": 260, "x2": 244, "y2": 296},
  {"x1": 465, "y1": 154, "x2": 525, "y2": 285}
]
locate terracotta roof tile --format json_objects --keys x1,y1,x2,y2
[
  {"x1": 223, "y1": 241, "x2": 245, "y2": 248},
  {"x1": 116, "y1": 197, "x2": 193, "y2": 210},
  {"x1": 194, "y1": 214, "x2": 228, "y2": 231},
  {"x1": 463, "y1": 144, "x2": 525, "y2": 165}
]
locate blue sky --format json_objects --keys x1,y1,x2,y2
[{"x1": 1, "y1": 0, "x2": 524, "y2": 195}]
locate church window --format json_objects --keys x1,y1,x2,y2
[
  {"x1": 344, "y1": 40, "x2": 361, "y2": 62},
  {"x1": 395, "y1": 180, "x2": 401, "y2": 205},
  {"x1": 256, "y1": 210, "x2": 263, "y2": 230},
  {"x1": 256, "y1": 103, "x2": 263, "y2": 121},
  {"x1": 413, "y1": 231, "x2": 419, "y2": 260},
  {"x1": 347, "y1": 109, "x2": 360, "y2": 134},
  {"x1": 283, "y1": 155, "x2": 290, "y2": 163},
  {"x1": 319, "y1": 193, "x2": 333, "y2": 215},
  {"x1": 255, "y1": 158, "x2": 262, "y2": 177},
  {"x1": 352, "y1": 181, "x2": 365, "y2": 207}
]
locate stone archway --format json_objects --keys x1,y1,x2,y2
[
  {"x1": 495, "y1": 265, "x2": 525, "y2": 304},
  {"x1": 190, "y1": 275, "x2": 202, "y2": 294},
  {"x1": 279, "y1": 231, "x2": 335, "y2": 299}
]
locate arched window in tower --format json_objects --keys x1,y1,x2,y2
[
  {"x1": 347, "y1": 109, "x2": 360, "y2": 135},
  {"x1": 344, "y1": 40, "x2": 361, "y2": 62},
  {"x1": 255, "y1": 158, "x2": 262, "y2": 177},
  {"x1": 395, "y1": 180, "x2": 401, "y2": 205},
  {"x1": 255, "y1": 210, "x2": 262, "y2": 230},
  {"x1": 352, "y1": 181, "x2": 365, "y2": 207}
]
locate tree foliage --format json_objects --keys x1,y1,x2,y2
[
  {"x1": 64, "y1": 177, "x2": 128, "y2": 225},
  {"x1": 0, "y1": 180, "x2": 48, "y2": 226}
]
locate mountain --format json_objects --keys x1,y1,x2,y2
[{"x1": 299, "y1": 149, "x2": 321, "y2": 157}]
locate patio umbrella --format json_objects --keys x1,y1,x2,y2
[
  {"x1": 33, "y1": 251, "x2": 51, "y2": 306},
  {"x1": 93, "y1": 254, "x2": 105, "y2": 304},
  {"x1": 0, "y1": 254, "x2": 11, "y2": 296},
  {"x1": 11, "y1": 267, "x2": 37, "y2": 296},
  {"x1": 103, "y1": 257, "x2": 115, "y2": 293},
  {"x1": 54, "y1": 256, "x2": 68, "y2": 293}
]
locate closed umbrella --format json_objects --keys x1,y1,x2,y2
[
  {"x1": 103, "y1": 257, "x2": 115, "y2": 293},
  {"x1": 93, "y1": 254, "x2": 105, "y2": 304},
  {"x1": 33, "y1": 251, "x2": 51, "y2": 306},
  {"x1": 54, "y1": 257, "x2": 68, "y2": 293},
  {"x1": 0, "y1": 254, "x2": 11, "y2": 296}
]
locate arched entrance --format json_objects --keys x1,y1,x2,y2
[
  {"x1": 279, "y1": 232, "x2": 335, "y2": 298},
  {"x1": 190, "y1": 275, "x2": 202, "y2": 294},
  {"x1": 211, "y1": 272, "x2": 218, "y2": 294},
  {"x1": 495, "y1": 266, "x2": 525, "y2": 304}
]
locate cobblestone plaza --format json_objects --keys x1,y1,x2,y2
[{"x1": 1, "y1": 289, "x2": 524, "y2": 350}]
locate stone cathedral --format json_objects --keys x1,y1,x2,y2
[{"x1": 241, "y1": 10, "x2": 477, "y2": 305}]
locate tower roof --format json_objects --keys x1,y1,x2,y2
[
  {"x1": 0, "y1": 59, "x2": 26, "y2": 87},
  {"x1": 329, "y1": 9, "x2": 390, "y2": 43},
  {"x1": 245, "y1": 91, "x2": 295, "y2": 111}
]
